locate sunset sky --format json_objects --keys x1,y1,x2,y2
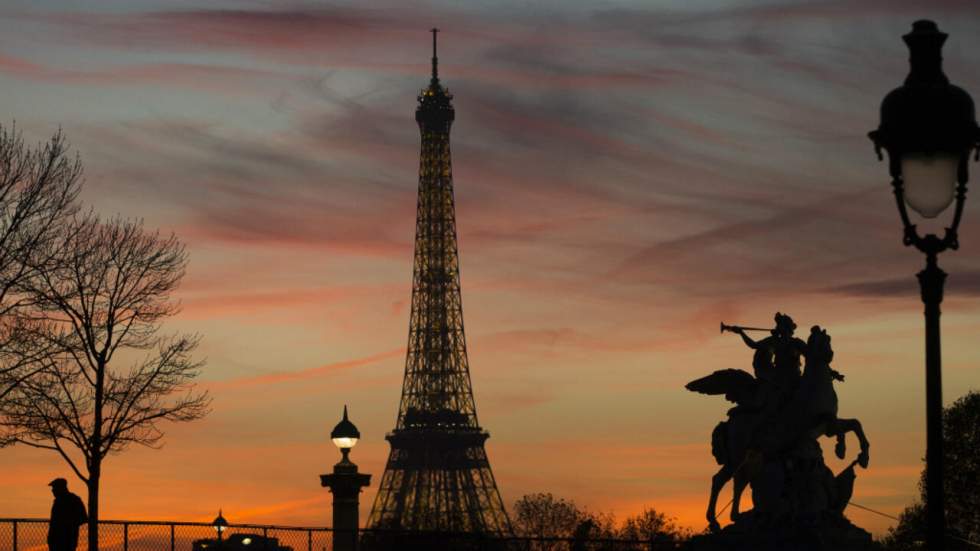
[{"x1": 1, "y1": 0, "x2": 980, "y2": 538}]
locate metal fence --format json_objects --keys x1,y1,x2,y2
[
  {"x1": 0, "y1": 519, "x2": 331, "y2": 551},
  {"x1": 0, "y1": 519, "x2": 685, "y2": 551}
]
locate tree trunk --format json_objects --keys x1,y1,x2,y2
[
  {"x1": 91, "y1": 353, "x2": 105, "y2": 551},
  {"x1": 87, "y1": 462, "x2": 100, "y2": 551}
]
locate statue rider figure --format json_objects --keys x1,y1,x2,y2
[{"x1": 735, "y1": 312, "x2": 807, "y2": 410}]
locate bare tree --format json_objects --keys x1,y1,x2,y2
[
  {"x1": 0, "y1": 124, "x2": 81, "y2": 402},
  {"x1": 0, "y1": 213, "x2": 211, "y2": 551}
]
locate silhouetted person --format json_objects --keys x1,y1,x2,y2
[{"x1": 48, "y1": 478, "x2": 87, "y2": 551}]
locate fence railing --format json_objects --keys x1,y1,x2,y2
[{"x1": 0, "y1": 518, "x2": 685, "y2": 551}]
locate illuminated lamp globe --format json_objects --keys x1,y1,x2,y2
[
  {"x1": 901, "y1": 153, "x2": 959, "y2": 218},
  {"x1": 330, "y1": 405, "x2": 360, "y2": 451}
]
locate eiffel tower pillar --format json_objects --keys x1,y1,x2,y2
[{"x1": 366, "y1": 30, "x2": 512, "y2": 538}]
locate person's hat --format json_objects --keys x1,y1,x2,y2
[{"x1": 48, "y1": 478, "x2": 68, "y2": 488}]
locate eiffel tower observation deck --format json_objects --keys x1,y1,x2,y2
[{"x1": 366, "y1": 30, "x2": 512, "y2": 535}]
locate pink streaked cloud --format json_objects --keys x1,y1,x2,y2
[{"x1": 0, "y1": 50, "x2": 291, "y2": 90}]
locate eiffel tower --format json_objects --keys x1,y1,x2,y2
[{"x1": 366, "y1": 30, "x2": 512, "y2": 535}]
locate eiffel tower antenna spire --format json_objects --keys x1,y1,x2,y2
[
  {"x1": 366, "y1": 31, "x2": 512, "y2": 536},
  {"x1": 431, "y1": 27, "x2": 439, "y2": 82}
]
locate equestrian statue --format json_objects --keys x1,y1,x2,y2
[{"x1": 687, "y1": 313, "x2": 874, "y2": 550}]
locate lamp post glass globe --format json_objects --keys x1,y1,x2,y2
[
  {"x1": 901, "y1": 153, "x2": 959, "y2": 218},
  {"x1": 332, "y1": 436, "x2": 358, "y2": 449}
]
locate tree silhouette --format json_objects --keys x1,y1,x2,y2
[
  {"x1": 512, "y1": 493, "x2": 690, "y2": 550},
  {"x1": 879, "y1": 391, "x2": 980, "y2": 550},
  {"x1": 618, "y1": 507, "x2": 687, "y2": 543},
  {"x1": 0, "y1": 213, "x2": 210, "y2": 551},
  {"x1": 512, "y1": 493, "x2": 589, "y2": 551},
  {"x1": 0, "y1": 124, "x2": 80, "y2": 404}
]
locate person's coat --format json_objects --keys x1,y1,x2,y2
[{"x1": 48, "y1": 491, "x2": 87, "y2": 551}]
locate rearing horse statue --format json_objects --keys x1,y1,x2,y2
[{"x1": 686, "y1": 323, "x2": 870, "y2": 532}]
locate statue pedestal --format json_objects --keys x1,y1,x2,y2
[{"x1": 690, "y1": 509, "x2": 874, "y2": 551}]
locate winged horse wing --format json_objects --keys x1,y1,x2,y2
[{"x1": 686, "y1": 369, "x2": 757, "y2": 404}]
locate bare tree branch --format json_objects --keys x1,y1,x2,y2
[{"x1": 0, "y1": 123, "x2": 81, "y2": 399}]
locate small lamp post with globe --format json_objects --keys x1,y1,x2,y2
[
  {"x1": 212, "y1": 510, "x2": 228, "y2": 548},
  {"x1": 869, "y1": 19, "x2": 979, "y2": 551},
  {"x1": 321, "y1": 406, "x2": 371, "y2": 551}
]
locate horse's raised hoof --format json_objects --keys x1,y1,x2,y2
[
  {"x1": 835, "y1": 439, "x2": 847, "y2": 459},
  {"x1": 858, "y1": 450, "x2": 870, "y2": 469}
]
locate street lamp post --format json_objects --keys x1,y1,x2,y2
[
  {"x1": 321, "y1": 406, "x2": 371, "y2": 551},
  {"x1": 212, "y1": 510, "x2": 228, "y2": 548},
  {"x1": 869, "y1": 20, "x2": 980, "y2": 551}
]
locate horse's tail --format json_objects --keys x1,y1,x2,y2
[{"x1": 711, "y1": 420, "x2": 729, "y2": 465}]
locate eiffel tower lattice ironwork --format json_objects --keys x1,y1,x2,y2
[{"x1": 366, "y1": 29, "x2": 512, "y2": 535}]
